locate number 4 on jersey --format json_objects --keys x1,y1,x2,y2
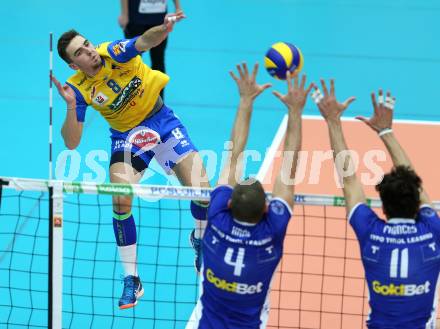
[{"x1": 224, "y1": 247, "x2": 245, "y2": 276}]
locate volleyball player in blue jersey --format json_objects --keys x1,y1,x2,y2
[
  {"x1": 186, "y1": 63, "x2": 313, "y2": 329},
  {"x1": 314, "y1": 80, "x2": 440, "y2": 329}
]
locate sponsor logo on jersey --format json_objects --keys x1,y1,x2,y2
[
  {"x1": 92, "y1": 92, "x2": 108, "y2": 105},
  {"x1": 112, "y1": 44, "x2": 121, "y2": 56},
  {"x1": 109, "y1": 76, "x2": 142, "y2": 111},
  {"x1": 128, "y1": 128, "x2": 160, "y2": 151},
  {"x1": 112, "y1": 40, "x2": 130, "y2": 56},
  {"x1": 206, "y1": 268, "x2": 263, "y2": 295},
  {"x1": 372, "y1": 280, "x2": 430, "y2": 296},
  {"x1": 118, "y1": 40, "x2": 129, "y2": 52}
]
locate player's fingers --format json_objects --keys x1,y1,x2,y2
[
  {"x1": 286, "y1": 71, "x2": 293, "y2": 90},
  {"x1": 370, "y1": 92, "x2": 380, "y2": 116},
  {"x1": 300, "y1": 74, "x2": 306, "y2": 89},
  {"x1": 330, "y1": 79, "x2": 335, "y2": 96},
  {"x1": 62, "y1": 85, "x2": 73, "y2": 95},
  {"x1": 320, "y1": 79, "x2": 329, "y2": 96},
  {"x1": 342, "y1": 96, "x2": 356, "y2": 109},
  {"x1": 243, "y1": 62, "x2": 249, "y2": 77},
  {"x1": 164, "y1": 21, "x2": 173, "y2": 32},
  {"x1": 355, "y1": 116, "x2": 377, "y2": 131},
  {"x1": 378, "y1": 89, "x2": 384, "y2": 107},
  {"x1": 355, "y1": 116, "x2": 368, "y2": 123},
  {"x1": 294, "y1": 73, "x2": 300, "y2": 89},
  {"x1": 272, "y1": 90, "x2": 284, "y2": 101},
  {"x1": 229, "y1": 70, "x2": 239, "y2": 82},
  {"x1": 166, "y1": 12, "x2": 185, "y2": 23},
  {"x1": 305, "y1": 82, "x2": 314, "y2": 95},
  {"x1": 175, "y1": 11, "x2": 186, "y2": 19},
  {"x1": 251, "y1": 62, "x2": 259, "y2": 81},
  {"x1": 261, "y1": 83, "x2": 272, "y2": 91},
  {"x1": 236, "y1": 64, "x2": 244, "y2": 79},
  {"x1": 311, "y1": 85, "x2": 324, "y2": 104},
  {"x1": 53, "y1": 79, "x2": 64, "y2": 93},
  {"x1": 51, "y1": 75, "x2": 61, "y2": 87}
]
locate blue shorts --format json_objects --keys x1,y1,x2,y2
[{"x1": 110, "y1": 104, "x2": 197, "y2": 174}]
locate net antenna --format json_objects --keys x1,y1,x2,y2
[
  {"x1": 49, "y1": 32, "x2": 53, "y2": 181},
  {"x1": 48, "y1": 33, "x2": 63, "y2": 329}
]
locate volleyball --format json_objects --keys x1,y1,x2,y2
[{"x1": 264, "y1": 42, "x2": 304, "y2": 79}]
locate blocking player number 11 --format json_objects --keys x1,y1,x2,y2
[{"x1": 390, "y1": 248, "x2": 408, "y2": 279}]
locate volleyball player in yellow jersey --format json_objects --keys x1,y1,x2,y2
[{"x1": 51, "y1": 12, "x2": 210, "y2": 309}]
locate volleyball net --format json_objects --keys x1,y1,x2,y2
[{"x1": 1, "y1": 177, "x2": 440, "y2": 329}]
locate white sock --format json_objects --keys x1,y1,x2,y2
[
  {"x1": 193, "y1": 219, "x2": 207, "y2": 239},
  {"x1": 118, "y1": 244, "x2": 138, "y2": 277}
]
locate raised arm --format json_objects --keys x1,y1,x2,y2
[
  {"x1": 135, "y1": 11, "x2": 185, "y2": 52},
  {"x1": 217, "y1": 63, "x2": 271, "y2": 186},
  {"x1": 315, "y1": 79, "x2": 365, "y2": 215},
  {"x1": 356, "y1": 90, "x2": 431, "y2": 205},
  {"x1": 271, "y1": 73, "x2": 313, "y2": 209},
  {"x1": 51, "y1": 75, "x2": 83, "y2": 150}
]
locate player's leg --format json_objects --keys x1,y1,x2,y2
[
  {"x1": 172, "y1": 152, "x2": 210, "y2": 233},
  {"x1": 110, "y1": 151, "x2": 149, "y2": 309},
  {"x1": 173, "y1": 151, "x2": 210, "y2": 272},
  {"x1": 151, "y1": 105, "x2": 211, "y2": 273}
]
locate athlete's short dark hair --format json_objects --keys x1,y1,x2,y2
[
  {"x1": 57, "y1": 29, "x2": 81, "y2": 64},
  {"x1": 376, "y1": 166, "x2": 421, "y2": 219},
  {"x1": 230, "y1": 178, "x2": 266, "y2": 223}
]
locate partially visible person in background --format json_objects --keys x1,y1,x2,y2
[{"x1": 119, "y1": 0, "x2": 182, "y2": 100}]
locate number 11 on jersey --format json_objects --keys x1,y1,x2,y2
[{"x1": 390, "y1": 248, "x2": 408, "y2": 279}]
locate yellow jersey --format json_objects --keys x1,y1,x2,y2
[{"x1": 66, "y1": 37, "x2": 169, "y2": 132}]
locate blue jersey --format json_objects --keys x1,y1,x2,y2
[
  {"x1": 188, "y1": 185, "x2": 292, "y2": 329},
  {"x1": 349, "y1": 203, "x2": 440, "y2": 329}
]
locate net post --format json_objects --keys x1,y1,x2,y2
[{"x1": 48, "y1": 182, "x2": 63, "y2": 329}]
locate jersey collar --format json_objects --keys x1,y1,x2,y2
[
  {"x1": 387, "y1": 218, "x2": 416, "y2": 224},
  {"x1": 233, "y1": 218, "x2": 257, "y2": 227}
]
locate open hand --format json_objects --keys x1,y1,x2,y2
[
  {"x1": 164, "y1": 11, "x2": 186, "y2": 32},
  {"x1": 313, "y1": 79, "x2": 356, "y2": 122},
  {"x1": 273, "y1": 71, "x2": 313, "y2": 113},
  {"x1": 229, "y1": 63, "x2": 272, "y2": 100},
  {"x1": 356, "y1": 89, "x2": 395, "y2": 132},
  {"x1": 51, "y1": 75, "x2": 76, "y2": 108}
]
